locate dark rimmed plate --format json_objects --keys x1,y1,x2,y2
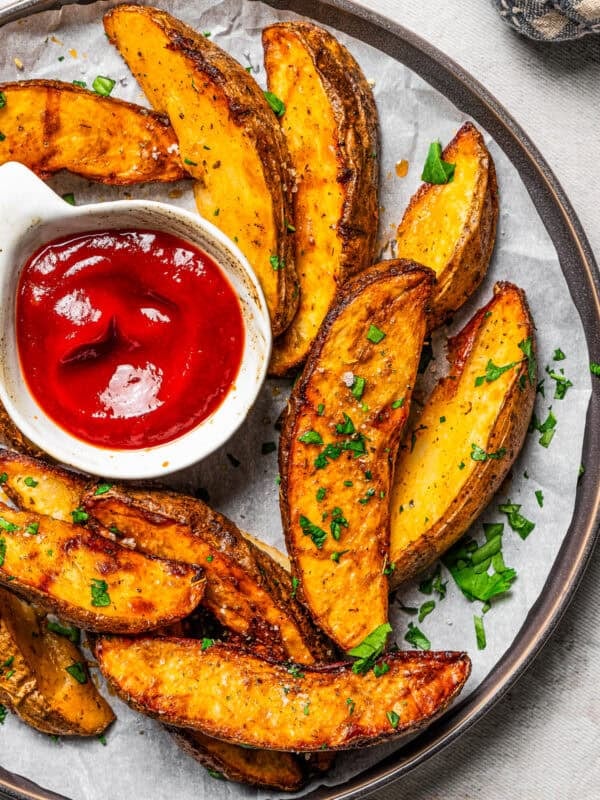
[{"x1": 0, "y1": 1, "x2": 599, "y2": 799}]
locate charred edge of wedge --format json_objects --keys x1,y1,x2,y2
[
  {"x1": 0, "y1": 79, "x2": 187, "y2": 184},
  {"x1": 95, "y1": 637, "x2": 471, "y2": 751},
  {"x1": 389, "y1": 281, "x2": 535, "y2": 587},
  {"x1": 103, "y1": 5, "x2": 298, "y2": 335}
]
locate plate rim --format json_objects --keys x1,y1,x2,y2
[{"x1": 0, "y1": 1, "x2": 599, "y2": 799}]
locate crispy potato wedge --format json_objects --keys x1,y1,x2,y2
[
  {"x1": 0, "y1": 503, "x2": 205, "y2": 632},
  {"x1": 389, "y1": 282, "x2": 535, "y2": 587},
  {"x1": 0, "y1": 451, "x2": 330, "y2": 663},
  {"x1": 280, "y1": 261, "x2": 435, "y2": 650},
  {"x1": 169, "y1": 729, "x2": 307, "y2": 791},
  {"x1": 263, "y1": 22, "x2": 379, "y2": 375},
  {"x1": 96, "y1": 637, "x2": 470, "y2": 750},
  {"x1": 0, "y1": 588, "x2": 114, "y2": 735},
  {"x1": 104, "y1": 5, "x2": 298, "y2": 336},
  {"x1": 0, "y1": 80, "x2": 186, "y2": 184},
  {"x1": 396, "y1": 122, "x2": 498, "y2": 328},
  {"x1": 83, "y1": 486, "x2": 332, "y2": 664}
]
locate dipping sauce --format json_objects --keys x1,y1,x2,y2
[{"x1": 16, "y1": 230, "x2": 244, "y2": 449}]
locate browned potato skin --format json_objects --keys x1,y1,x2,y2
[
  {"x1": 0, "y1": 589, "x2": 114, "y2": 735},
  {"x1": 96, "y1": 636, "x2": 470, "y2": 751},
  {"x1": 83, "y1": 486, "x2": 333, "y2": 665},
  {"x1": 0, "y1": 80, "x2": 186, "y2": 184},
  {"x1": 104, "y1": 5, "x2": 298, "y2": 337},
  {"x1": 389, "y1": 282, "x2": 535, "y2": 588},
  {"x1": 263, "y1": 22, "x2": 379, "y2": 375},
  {"x1": 0, "y1": 503, "x2": 205, "y2": 633},
  {"x1": 396, "y1": 122, "x2": 498, "y2": 328},
  {"x1": 280, "y1": 261, "x2": 435, "y2": 650}
]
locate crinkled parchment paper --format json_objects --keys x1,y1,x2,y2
[{"x1": 0, "y1": 1, "x2": 592, "y2": 798}]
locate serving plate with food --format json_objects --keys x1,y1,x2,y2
[{"x1": 0, "y1": 1, "x2": 598, "y2": 799}]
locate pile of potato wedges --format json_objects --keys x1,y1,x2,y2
[{"x1": 0, "y1": 3, "x2": 537, "y2": 792}]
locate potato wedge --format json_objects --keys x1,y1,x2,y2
[
  {"x1": 0, "y1": 80, "x2": 186, "y2": 184},
  {"x1": 96, "y1": 636, "x2": 470, "y2": 750},
  {"x1": 263, "y1": 22, "x2": 379, "y2": 375},
  {"x1": 0, "y1": 503, "x2": 205, "y2": 632},
  {"x1": 83, "y1": 486, "x2": 333, "y2": 664},
  {"x1": 389, "y1": 282, "x2": 535, "y2": 587},
  {"x1": 0, "y1": 588, "x2": 114, "y2": 735},
  {"x1": 104, "y1": 5, "x2": 298, "y2": 336},
  {"x1": 396, "y1": 122, "x2": 498, "y2": 328},
  {"x1": 280, "y1": 261, "x2": 435, "y2": 650}
]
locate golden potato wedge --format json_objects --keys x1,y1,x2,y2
[
  {"x1": 169, "y1": 729, "x2": 307, "y2": 791},
  {"x1": 396, "y1": 122, "x2": 498, "y2": 328},
  {"x1": 0, "y1": 503, "x2": 205, "y2": 632},
  {"x1": 96, "y1": 636, "x2": 471, "y2": 750},
  {"x1": 263, "y1": 22, "x2": 379, "y2": 375},
  {"x1": 0, "y1": 80, "x2": 186, "y2": 184},
  {"x1": 0, "y1": 588, "x2": 114, "y2": 735},
  {"x1": 280, "y1": 261, "x2": 435, "y2": 650},
  {"x1": 389, "y1": 282, "x2": 535, "y2": 587},
  {"x1": 104, "y1": 5, "x2": 298, "y2": 336},
  {"x1": 83, "y1": 486, "x2": 333, "y2": 665}
]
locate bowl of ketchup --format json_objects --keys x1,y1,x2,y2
[{"x1": 0, "y1": 162, "x2": 272, "y2": 479}]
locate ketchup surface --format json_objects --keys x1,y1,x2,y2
[{"x1": 17, "y1": 230, "x2": 245, "y2": 449}]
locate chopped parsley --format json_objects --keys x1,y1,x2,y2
[
  {"x1": 24, "y1": 476, "x2": 38, "y2": 488},
  {"x1": 392, "y1": 398, "x2": 405, "y2": 409},
  {"x1": 546, "y1": 366, "x2": 572, "y2": 400},
  {"x1": 0, "y1": 474, "x2": 6, "y2": 484},
  {"x1": 0, "y1": 518, "x2": 19, "y2": 532},
  {"x1": 90, "y1": 578, "x2": 111, "y2": 607},
  {"x1": 358, "y1": 487, "x2": 376, "y2": 505},
  {"x1": 421, "y1": 140, "x2": 455, "y2": 184},
  {"x1": 270, "y1": 254, "x2": 284, "y2": 271},
  {"x1": 386, "y1": 709, "x2": 400, "y2": 729},
  {"x1": 92, "y1": 75, "x2": 116, "y2": 97},
  {"x1": 290, "y1": 576, "x2": 300, "y2": 599},
  {"x1": 0, "y1": 92, "x2": 6, "y2": 109},
  {"x1": 351, "y1": 376, "x2": 366, "y2": 399},
  {"x1": 418, "y1": 600, "x2": 435, "y2": 623},
  {"x1": 25, "y1": 522, "x2": 39, "y2": 536},
  {"x1": 201, "y1": 638, "x2": 215, "y2": 651},
  {"x1": 475, "y1": 358, "x2": 521, "y2": 387},
  {"x1": 553, "y1": 348, "x2": 566, "y2": 361},
  {"x1": 299, "y1": 515, "x2": 327, "y2": 549},
  {"x1": 518, "y1": 338, "x2": 536, "y2": 386},
  {"x1": 329, "y1": 507, "x2": 348, "y2": 541},
  {"x1": 498, "y1": 500, "x2": 535, "y2": 540},
  {"x1": 535, "y1": 489, "x2": 544, "y2": 508},
  {"x1": 373, "y1": 661, "x2": 390, "y2": 678},
  {"x1": 442, "y1": 525, "x2": 516, "y2": 602},
  {"x1": 404, "y1": 622, "x2": 430, "y2": 650},
  {"x1": 590, "y1": 362, "x2": 600, "y2": 377},
  {"x1": 331, "y1": 549, "x2": 349, "y2": 563},
  {"x1": 263, "y1": 91, "x2": 285, "y2": 117},
  {"x1": 98, "y1": 734, "x2": 107, "y2": 746},
  {"x1": 335, "y1": 414, "x2": 355, "y2": 435},
  {"x1": 47, "y1": 621, "x2": 80, "y2": 644},
  {"x1": 261, "y1": 441, "x2": 276, "y2": 455},
  {"x1": 531, "y1": 409, "x2": 557, "y2": 448},
  {"x1": 474, "y1": 615, "x2": 486, "y2": 650},
  {"x1": 65, "y1": 662, "x2": 87, "y2": 684},
  {"x1": 366, "y1": 324, "x2": 386, "y2": 344},
  {"x1": 346, "y1": 697, "x2": 355, "y2": 715},
  {"x1": 0, "y1": 704, "x2": 7, "y2": 724},
  {"x1": 0, "y1": 537, "x2": 5, "y2": 567},
  {"x1": 71, "y1": 507, "x2": 89, "y2": 524},
  {"x1": 0, "y1": 132, "x2": 5, "y2": 142},
  {"x1": 183, "y1": 157, "x2": 198, "y2": 167},
  {"x1": 382, "y1": 560, "x2": 396, "y2": 576},
  {"x1": 303, "y1": 702, "x2": 310, "y2": 716},
  {"x1": 317, "y1": 403, "x2": 325, "y2": 416},
  {"x1": 316, "y1": 487, "x2": 326, "y2": 502},
  {"x1": 287, "y1": 663, "x2": 304, "y2": 679},
  {"x1": 72, "y1": 80, "x2": 87, "y2": 89},
  {"x1": 418, "y1": 565, "x2": 447, "y2": 600},
  {"x1": 470, "y1": 443, "x2": 506, "y2": 462},
  {"x1": 298, "y1": 430, "x2": 323, "y2": 445},
  {"x1": 94, "y1": 483, "x2": 112, "y2": 496},
  {"x1": 206, "y1": 769, "x2": 225, "y2": 781},
  {"x1": 346, "y1": 622, "x2": 392, "y2": 674}
]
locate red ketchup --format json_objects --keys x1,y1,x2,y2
[{"x1": 16, "y1": 229, "x2": 245, "y2": 449}]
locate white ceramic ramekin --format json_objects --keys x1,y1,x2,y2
[{"x1": 0, "y1": 162, "x2": 272, "y2": 479}]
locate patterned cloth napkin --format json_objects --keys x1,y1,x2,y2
[{"x1": 492, "y1": 0, "x2": 600, "y2": 39}]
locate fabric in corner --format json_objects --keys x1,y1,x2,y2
[{"x1": 492, "y1": 0, "x2": 600, "y2": 40}]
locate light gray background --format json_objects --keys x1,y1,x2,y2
[
  {"x1": 352, "y1": 2, "x2": 600, "y2": 799},
  {"x1": 0, "y1": 0, "x2": 598, "y2": 798}
]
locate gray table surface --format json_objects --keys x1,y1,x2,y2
[{"x1": 0, "y1": 1, "x2": 598, "y2": 799}]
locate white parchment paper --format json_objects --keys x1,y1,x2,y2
[{"x1": 0, "y1": 1, "x2": 592, "y2": 798}]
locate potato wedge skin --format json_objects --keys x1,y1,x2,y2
[
  {"x1": 280, "y1": 261, "x2": 435, "y2": 650},
  {"x1": 389, "y1": 282, "x2": 535, "y2": 587},
  {"x1": 168, "y1": 728, "x2": 307, "y2": 791},
  {"x1": 0, "y1": 504, "x2": 204, "y2": 632},
  {"x1": 96, "y1": 637, "x2": 470, "y2": 751},
  {"x1": 396, "y1": 122, "x2": 498, "y2": 328},
  {"x1": 83, "y1": 486, "x2": 333, "y2": 665},
  {"x1": 104, "y1": 5, "x2": 298, "y2": 336},
  {"x1": 0, "y1": 589, "x2": 114, "y2": 735},
  {"x1": 0, "y1": 80, "x2": 185, "y2": 184},
  {"x1": 263, "y1": 22, "x2": 379, "y2": 375}
]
